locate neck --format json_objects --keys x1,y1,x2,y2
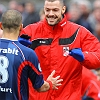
[{"x1": 2, "y1": 30, "x2": 19, "y2": 40}]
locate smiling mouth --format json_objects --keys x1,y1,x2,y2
[
  {"x1": 49, "y1": 20, "x2": 55, "y2": 23},
  {"x1": 48, "y1": 18, "x2": 55, "y2": 21}
]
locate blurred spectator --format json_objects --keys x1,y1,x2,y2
[
  {"x1": 0, "y1": 4, "x2": 6, "y2": 21},
  {"x1": 23, "y1": 1, "x2": 40, "y2": 27},
  {"x1": 68, "y1": 1, "x2": 93, "y2": 33},
  {"x1": 93, "y1": 68, "x2": 100, "y2": 81},
  {"x1": 93, "y1": 0, "x2": 100, "y2": 8},
  {"x1": 0, "y1": 4, "x2": 6, "y2": 38},
  {"x1": 68, "y1": 4, "x2": 82, "y2": 24},
  {"x1": 88, "y1": 0, "x2": 100, "y2": 40},
  {"x1": 39, "y1": 8, "x2": 45, "y2": 21},
  {"x1": 77, "y1": 0, "x2": 91, "y2": 19},
  {"x1": 8, "y1": 0, "x2": 18, "y2": 10},
  {"x1": 17, "y1": 2, "x2": 27, "y2": 23}
]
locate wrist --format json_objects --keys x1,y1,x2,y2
[{"x1": 46, "y1": 80, "x2": 52, "y2": 90}]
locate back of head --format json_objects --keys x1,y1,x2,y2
[{"x1": 1, "y1": 10, "x2": 22, "y2": 30}]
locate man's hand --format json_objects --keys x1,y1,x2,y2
[
  {"x1": 37, "y1": 70, "x2": 63, "y2": 92},
  {"x1": 46, "y1": 70, "x2": 63, "y2": 90},
  {"x1": 18, "y1": 34, "x2": 32, "y2": 47},
  {"x1": 69, "y1": 48, "x2": 84, "y2": 62}
]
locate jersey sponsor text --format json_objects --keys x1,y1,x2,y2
[
  {"x1": 0, "y1": 48, "x2": 19, "y2": 55},
  {"x1": 0, "y1": 86, "x2": 12, "y2": 93}
]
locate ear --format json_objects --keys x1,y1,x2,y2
[
  {"x1": 0, "y1": 22, "x2": 2, "y2": 29},
  {"x1": 20, "y1": 24, "x2": 23, "y2": 31},
  {"x1": 62, "y1": 6, "x2": 66, "y2": 14}
]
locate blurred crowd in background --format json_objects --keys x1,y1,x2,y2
[
  {"x1": 0, "y1": 0, "x2": 40, "y2": 27},
  {"x1": 0, "y1": 0, "x2": 100, "y2": 99}
]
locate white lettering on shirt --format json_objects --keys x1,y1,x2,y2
[
  {"x1": 0, "y1": 86, "x2": 12, "y2": 93},
  {"x1": 0, "y1": 48, "x2": 19, "y2": 55}
]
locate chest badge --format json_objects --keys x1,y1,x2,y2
[{"x1": 63, "y1": 47, "x2": 69, "y2": 57}]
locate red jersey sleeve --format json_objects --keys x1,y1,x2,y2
[{"x1": 80, "y1": 27, "x2": 100, "y2": 69}]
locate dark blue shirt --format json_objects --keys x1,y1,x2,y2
[{"x1": 0, "y1": 39, "x2": 44, "y2": 100}]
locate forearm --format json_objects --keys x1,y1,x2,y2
[
  {"x1": 36, "y1": 70, "x2": 63, "y2": 92},
  {"x1": 81, "y1": 51, "x2": 100, "y2": 69},
  {"x1": 37, "y1": 81, "x2": 50, "y2": 92}
]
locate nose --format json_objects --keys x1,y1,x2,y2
[{"x1": 49, "y1": 10, "x2": 54, "y2": 16}]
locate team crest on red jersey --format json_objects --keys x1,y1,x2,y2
[{"x1": 63, "y1": 47, "x2": 69, "y2": 57}]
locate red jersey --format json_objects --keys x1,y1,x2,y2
[
  {"x1": 82, "y1": 67, "x2": 100, "y2": 100},
  {"x1": 21, "y1": 15, "x2": 100, "y2": 100}
]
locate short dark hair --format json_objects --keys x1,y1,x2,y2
[
  {"x1": 44, "y1": 0, "x2": 64, "y2": 6},
  {"x1": 1, "y1": 10, "x2": 22, "y2": 30}
]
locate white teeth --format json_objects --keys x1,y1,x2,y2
[{"x1": 49, "y1": 18, "x2": 55, "y2": 20}]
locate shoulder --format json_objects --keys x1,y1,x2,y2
[
  {"x1": 67, "y1": 21, "x2": 80, "y2": 27},
  {"x1": 18, "y1": 43, "x2": 36, "y2": 56},
  {"x1": 26, "y1": 21, "x2": 44, "y2": 29},
  {"x1": 67, "y1": 21, "x2": 91, "y2": 33},
  {"x1": 22, "y1": 45, "x2": 38, "y2": 61},
  {"x1": 22, "y1": 21, "x2": 44, "y2": 33}
]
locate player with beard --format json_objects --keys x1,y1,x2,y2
[{"x1": 19, "y1": 0, "x2": 100, "y2": 100}]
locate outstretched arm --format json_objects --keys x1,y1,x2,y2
[{"x1": 37, "y1": 70, "x2": 63, "y2": 92}]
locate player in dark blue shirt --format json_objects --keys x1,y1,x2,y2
[{"x1": 0, "y1": 10, "x2": 63, "y2": 100}]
